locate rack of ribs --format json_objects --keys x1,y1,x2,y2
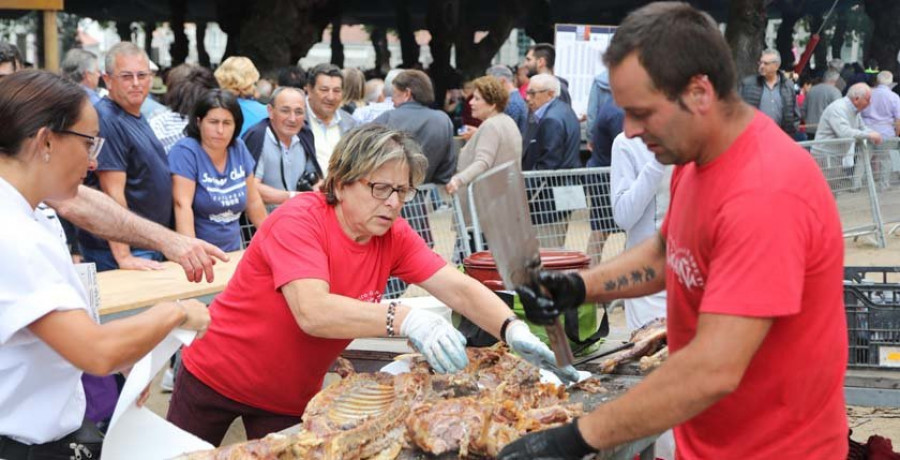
[{"x1": 175, "y1": 345, "x2": 584, "y2": 460}]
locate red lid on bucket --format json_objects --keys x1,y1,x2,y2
[{"x1": 463, "y1": 249, "x2": 590, "y2": 271}]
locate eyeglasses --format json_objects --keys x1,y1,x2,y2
[
  {"x1": 58, "y1": 130, "x2": 105, "y2": 161},
  {"x1": 526, "y1": 88, "x2": 550, "y2": 96},
  {"x1": 276, "y1": 107, "x2": 305, "y2": 118},
  {"x1": 112, "y1": 71, "x2": 153, "y2": 83},
  {"x1": 359, "y1": 178, "x2": 418, "y2": 203}
]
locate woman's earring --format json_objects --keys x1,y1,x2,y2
[{"x1": 44, "y1": 152, "x2": 51, "y2": 163}]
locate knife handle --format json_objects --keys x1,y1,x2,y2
[{"x1": 545, "y1": 319, "x2": 575, "y2": 367}]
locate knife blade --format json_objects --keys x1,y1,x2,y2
[{"x1": 471, "y1": 161, "x2": 575, "y2": 367}]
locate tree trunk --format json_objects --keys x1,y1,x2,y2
[
  {"x1": 35, "y1": 12, "x2": 44, "y2": 68},
  {"x1": 426, "y1": 0, "x2": 458, "y2": 107},
  {"x1": 289, "y1": 0, "x2": 329, "y2": 66},
  {"x1": 142, "y1": 22, "x2": 152, "y2": 58},
  {"x1": 228, "y1": 0, "x2": 334, "y2": 72},
  {"x1": 215, "y1": 0, "x2": 246, "y2": 61},
  {"x1": 371, "y1": 26, "x2": 391, "y2": 74},
  {"x1": 453, "y1": 0, "x2": 522, "y2": 81},
  {"x1": 523, "y1": 0, "x2": 553, "y2": 44},
  {"x1": 196, "y1": 22, "x2": 211, "y2": 68},
  {"x1": 775, "y1": 0, "x2": 804, "y2": 70},
  {"x1": 116, "y1": 21, "x2": 132, "y2": 42},
  {"x1": 864, "y1": 0, "x2": 900, "y2": 77},
  {"x1": 395, "y1": 0, "x2": 418, "y2": 68},
  {"x1": 725, "y1": 0, "x2": 768, "y2": 80},
  {"x1": 170, "y1": 0, "x2": 188, "y2": 65},
  {"x1": 330, "y1": 4, "x2": 344, "y2": 68},
  {"x1": 830, "y1": 10, "x2": 846, "y2": 63}
]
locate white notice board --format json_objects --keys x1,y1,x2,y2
[{"x1": 554, "y1": 24, "x2": 617, "y2": 118}]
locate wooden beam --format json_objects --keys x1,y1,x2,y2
[
  {"x1": 42, "y1": 10, "x2": 58, "y2": 71},
  {"x1": 0, "y1": 0, "x2": 63, "y2": 10}
]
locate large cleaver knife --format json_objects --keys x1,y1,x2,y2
[{"x1": 471, "y1": 161, "x2": 575, "y2": 367}]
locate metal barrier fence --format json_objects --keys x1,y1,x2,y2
[
  {"x1": 383, "y1": 184, "x2": 470, "y2": 298},
  {"x1": 798, "y1": 137, "x2": 886, "y2": 247},
  {"x1": 235, "y1": 137, "x2": 900, "y2": 300},
  {"x1": 468, "y1": 167, "x2": 628, "y2": 266},
  {"x1": 872, "y1": 138, "x2": 900, "y2": 235}
]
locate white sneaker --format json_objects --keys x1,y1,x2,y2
[{"x1": 160, "y1": 368, "x2": 175, "y2": 392}]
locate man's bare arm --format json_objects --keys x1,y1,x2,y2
[
  {"x1": 580, "y1": 313, "x2": 772, "y2": 450},
  {"x1": 48, "y1": 185, "x2": 229, "y2": 282},
  {"x1": 581, "y1": 232, "x2": 667, "y2": 303}
]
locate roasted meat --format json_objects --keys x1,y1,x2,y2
[
  {"x1": 181, "y1": 345, "x2": 585, "y2": 460},
  {"x1": 601, "y1": 318, "x2": 667, "y2": 373},
  {"x1": 639, "y1": 346, "x2": 669, "y2": 372}
]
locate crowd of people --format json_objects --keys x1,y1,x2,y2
[
  {"x1": 0, "y1": 34, "x2": 586, "y2": 459},
  {"x1": 0, "y1": 1, "x2": 885, "y2": 456}
]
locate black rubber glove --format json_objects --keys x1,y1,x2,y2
[
  {"x1": 515, "y1": 270, "x2": 586, "y2": 326},
  {"x1": 498, "y1": 419, "x2": 596, "y2": 460}
]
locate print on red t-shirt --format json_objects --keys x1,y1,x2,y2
[{"x1": 660, "y1": 112, "x2": 848, "y2": 459}]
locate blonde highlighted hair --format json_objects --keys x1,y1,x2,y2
[
  {"x1": 214, "y1": 56, "x2": 260, "y2": 98},
  {"x1": 324, "y1": 125, "x2": 428, "y2": 205}
]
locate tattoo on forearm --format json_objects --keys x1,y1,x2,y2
[{"x1": 602, "y1": 266, "x2": 660, "y2": 292}]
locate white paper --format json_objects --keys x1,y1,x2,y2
[
  {"x1": 552, "y1": 185, "x2": 588, "y2": 212},
  {"x1": 102, "y1": 329, "x2": 214, "y2": 459},
  {"x1": 74, "y1": 263, "x2": 100, "y2": 323}
]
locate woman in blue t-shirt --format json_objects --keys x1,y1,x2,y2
[{"x1": 169, "y1": 89, "x2": 267, "y2": 252}]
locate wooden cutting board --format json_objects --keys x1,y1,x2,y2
[{"x1": 98, "y1": 250, "x2": 243, "y2": 317}]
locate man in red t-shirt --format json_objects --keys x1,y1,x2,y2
[{"x1": 499, "y1": 3, "x2": 847, "y2": 460}]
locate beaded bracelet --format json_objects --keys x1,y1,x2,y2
[
  {"x1": 386, "y1": 301, "x2": 398, "y2": 337},
  {"x1": 499, "y1": 315, "x2": 519, "y2": 343}
]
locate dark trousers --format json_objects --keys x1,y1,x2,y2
[
  {"x1": 0, "y1": 418, "x2": 103, "y2": 460},
  {"x1": 166, "y1": 366, "x2": 300, "y2": 446}
]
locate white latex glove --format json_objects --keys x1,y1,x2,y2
[
  {"x1": 400, "y1": 308, "x2": 469, "y2": 374},
  {"x1": 505, "y1": 320, "x2": 581, "y2": 383}
]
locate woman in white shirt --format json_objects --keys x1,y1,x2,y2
[{"x1": 0, "y1": 70, "x2": 211, "y2": 459}]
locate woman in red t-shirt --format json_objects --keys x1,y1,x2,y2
[{"x1": 167, "y1": 124, "x2": 579, "y2": 445}]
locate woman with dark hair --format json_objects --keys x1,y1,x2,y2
[
  {"x1": 168, "y1": 89, "x2": 266, "y2": 251},
  {"x1": 150, "y1": 64, "x2": 219, "y2": 153},
  {"x1": 0, "y1": 70, "x2": 210, "y2": 459}
]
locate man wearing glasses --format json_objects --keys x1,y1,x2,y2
[
  {"x1": 738, "y1": 48, "x2": 799, "y2": 136},
  {"x1": 242, "y1": 87, "x2": 323, "y2": 211},
  {"x1": 522, "y1": 73, "x2": 581, "y2": 249},
  {"x1": 76, "y1": 41, "x2": 173, "y2": 272}
]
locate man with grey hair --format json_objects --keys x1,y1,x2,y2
[
  {"x1": 374, "y1": 69, "x2": 455, "y2": 185},
  {"x1": 486, "y1": 64, "x2": 528, "y2": 134},
  {"x1": 77, "y1": 41, "x2": 172, "y2": 272},
  {"x1": 353, "y1": 69, "x2": 402, "y2": 123},
  {"x1": 61, "y1": 48, "x2": 102, "y2": 105},
  {"x1": 862, "y1": 70, "x2": 900, "y2": 189},
  {"x1": 242, "y1": 87, "x2": 321, "y2": 210},
  {"x1": 522, "y1": 73, "x2": 581, "y2": 248},
  {"x1": 738, "y1": 49, "x2": 798, "y2": 135},
  {"x1": 803, "y1": 70, "x2": 842, "y2": 140},
  {"x1": 814, "y1": 82, "x2": 883, "y2": 192},
  {"x1": 364, "y1": 78, "x2": 384, "y2": 104}
]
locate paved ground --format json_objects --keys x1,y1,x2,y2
[{"x1": 143, "y1": 232, "x2": 900, "y2": 448}]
